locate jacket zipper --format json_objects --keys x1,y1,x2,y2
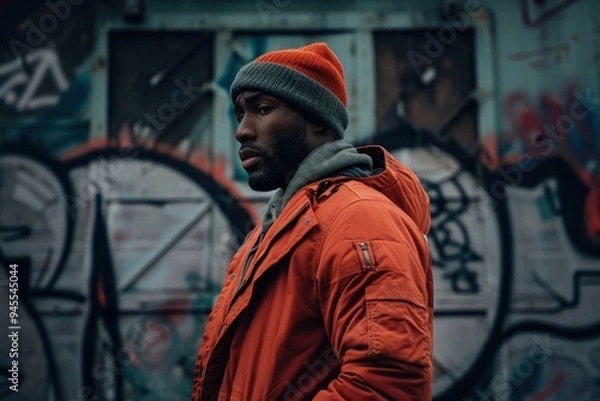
[
  {"x1": 234, "y1": 202, "x2": 311, "y2": 296},
  {"x1": 359, "y1": 242, "x2": 374, "y2": 270},
  {"x1": 236, "y1": 231, "x2": 265, "y2": 292}
]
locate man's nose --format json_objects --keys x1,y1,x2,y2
[{"x1": 234, "y1": 116, "x2": 256, "y2": 143}]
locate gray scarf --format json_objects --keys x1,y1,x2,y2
[{"x1": 261, "y1": 140, "x2": 373, "y2": 232}]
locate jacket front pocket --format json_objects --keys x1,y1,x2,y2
[{"x1": 365, "y1": 282, "x2": 431, "y2": 367}]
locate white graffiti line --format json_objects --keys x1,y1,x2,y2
[
  {"x1": 0, "y1": 48, "x2": 69, "y2": 112},
  {"x1": 0, "y1": 56, "x2": 22, "y2": 75},
  {"x1": 18, "y1": 49, "x2": 69, "y2": 111},
  {"x1": 0, "y1": 72, "x2": 28, "y2": 105},
  {"x1": 27, "y1": 95, "x2": 64, "y2": 110}
]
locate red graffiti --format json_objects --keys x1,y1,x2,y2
[
  {"x1": 527, "y1": 371, "x2": 565, "y2": 401},
  {"x1": 588, "y1": 177, "x2": 600, "y2": 238},
  {"x1": 501, "y1": 83, "x2": 600, "y2": 238}
]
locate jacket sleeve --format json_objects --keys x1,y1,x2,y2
[{"x1": 312, "y1": 200, "x2": 433, "y2": 401}]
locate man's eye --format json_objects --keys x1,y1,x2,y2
[
  {"x1": 257, "y1": 106, "x2": 271, "y2": 114},
  {"x1": 236, "y1": 113, "x2": 244, "y2": 122}
]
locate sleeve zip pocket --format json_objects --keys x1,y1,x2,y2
[{"x1": 355, "y1": 241, "x2": 375, "y2": 271}]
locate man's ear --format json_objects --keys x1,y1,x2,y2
[
  {"x1": 305, "y1": 115, "x2": 336, "y2": 148},
  {"x1": 309, "y1": 123, "x2": 329, "y2": 137}
]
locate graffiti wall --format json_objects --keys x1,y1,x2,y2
[
  {"x1": 0, "y1": 0, "x2": 95, "y2": 155},
  {"x1": 0, "y1": 0, "x2": 599, "y2": 400}
]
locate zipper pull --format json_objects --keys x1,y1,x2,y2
[
  {"x1": 235, "y1": 232, "x2": 265, "y2": 293},
  {"x1": 359, "y1": 242, "x2": 374, "y2": 270}
]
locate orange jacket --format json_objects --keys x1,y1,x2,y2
[{"x1": 191, "y1": 146, "x2": 433, "y2": 401}]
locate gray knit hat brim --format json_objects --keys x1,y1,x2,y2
[{"x1": 230, "y1": 62, "x2": 348, "y2": 138}]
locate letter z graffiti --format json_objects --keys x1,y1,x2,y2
[{"x1": 0, "y1": 48, "x2": 69, "y2": 112}]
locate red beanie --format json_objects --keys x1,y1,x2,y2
[{"x1": 230, "y1": 42, "x2": 348, "y2": 138}]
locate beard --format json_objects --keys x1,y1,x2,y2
[{"x1": 246, "y1": 117, "x2": 312, "y2": 191}]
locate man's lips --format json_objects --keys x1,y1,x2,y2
[
  {"x1": 239, "y1": 148, "x2": 262, "y2": 170},
  {"x1": 242, "y1": 156, "x2": 261, "y2": 169}
]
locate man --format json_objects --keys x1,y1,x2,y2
[{"x1": 191, "y1": 42, "x2": 433, "y2": 401}]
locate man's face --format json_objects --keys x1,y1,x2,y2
[{"x1": 234, "y1": 91, "x2": 312, "y2": 191}]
